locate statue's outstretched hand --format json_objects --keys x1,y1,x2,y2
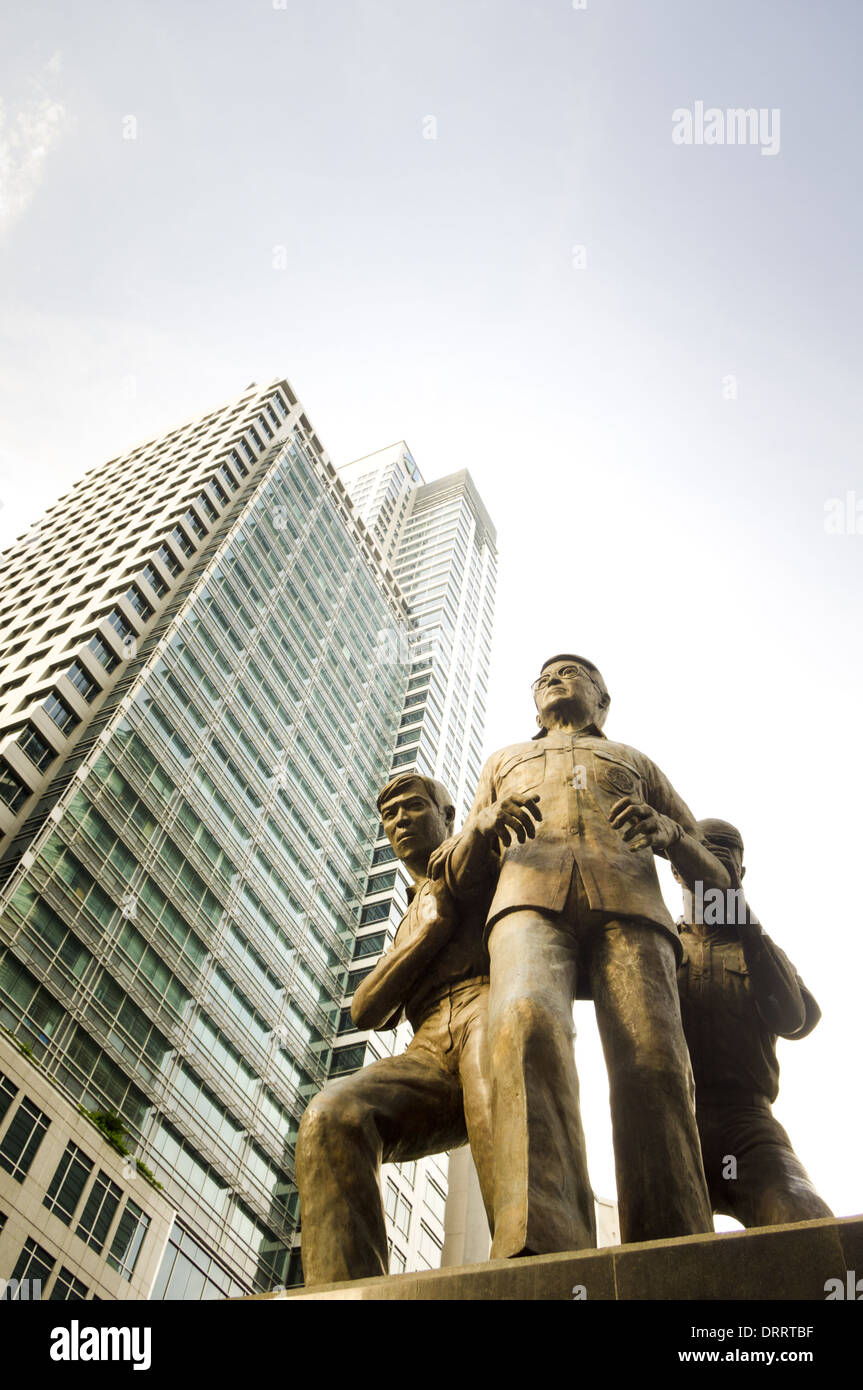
[
  {"x1": 608, "y1": 796, "x2": 678, "y2": 852},
  {"x1": 473, "y1": 794, "x2": 542, "y2": 848}
]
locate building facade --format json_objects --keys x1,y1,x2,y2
[
  {"x1": 0, "y1": 383, "x2": 498, "y2": 1296},
  {"x1": 0, "y1": 380, "x2": 421, "y2": 1295},
  {"x1": 0, "y1": 1030, "x2": 176, "y2": 1300},
  {"x1": 328, "y1": 445, "x2": 497, "y2": 1278}
]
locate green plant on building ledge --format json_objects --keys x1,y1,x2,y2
[
  {"x1": 79, "y1": 1107, "x2": 163, "y2": 1190},
  {"x1": 1, "y1": 1023, "x2": 39, "y2": 1065}
]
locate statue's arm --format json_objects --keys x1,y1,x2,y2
[
  {"x1": 738, "y1": 925, "x2": 816, "y2": 1037},
  {"x1": 350, "y1": 883, "x2": 456, "y2": 1031},
  {"x1": 427, "y1": 756, "x2": 541, "y2": 898},
  {"x1": 426, "y1": 755, "x2": 497, "y2": 896},
  {"x1": 665, "y1": 827, "x2": 731, "y2": 892},
  {"x1": 609, "y1": 757, "x2": 729, "y2": 889},
  {"x1": 641, "y1": 757, "x2": 701, "y2": 835}
]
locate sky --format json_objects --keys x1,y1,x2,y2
[{"x1": 1, "y1": 1, "x2": 861, "y2": 1228}]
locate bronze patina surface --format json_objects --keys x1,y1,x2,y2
[
  {"x1": 431, "y1": 655, "x2": 725, "y2": 1256},
  {"x1": 295, "y1": 771, "x2": 538, "y2": 1285},
  {"x1": 675, "y1": 818, "x2": 833, "y2": 1228}
]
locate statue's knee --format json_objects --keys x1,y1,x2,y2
[
  {"x1": 616, "y1": 1047, "x2": 686, "y2": 1099},
  {"x1": 297, "y1": 1086, "x2": 370, "y2": 1159},
  {"x1": 494, "y1": 995, "x2": 566, "y2": 1056}
]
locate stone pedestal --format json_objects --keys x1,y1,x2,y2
[{"x1": 249, "y1": 1215, "x2": 862, "y2": 1301}]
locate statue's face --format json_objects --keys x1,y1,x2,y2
[
  {"x1": 380, "y1": 786, "x2": 449, "y2": 869},
  {"x1": 532, "y1": 659, "x2": 604, "y2": 729}
]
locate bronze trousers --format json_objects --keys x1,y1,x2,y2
[
  {"x1": 295, "y1": 980, "x2": 493, "y2": 1286},
  {"x1": 487, "y1": 903, "x2": 713, "y2": 1257},
  {"x1": 696, "y1": 1095, "x2": 833, "y2": 1228}
]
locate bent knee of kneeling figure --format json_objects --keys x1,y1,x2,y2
[{"x1": 297, "y1": 1086, "x2": 373, "y2": 1158}]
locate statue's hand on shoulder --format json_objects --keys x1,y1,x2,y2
[
  {"x1": 608, "y1": 796, "x2": 678, "y2": 852},
  {"x1": 426, "y1": 797, "x2": 540, "y2": 897}
]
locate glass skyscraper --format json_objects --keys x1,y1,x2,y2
[
  {"x1": 333, "y1": 445, "x2": 497, "y2": 1277},
  {"x1": 0, "y1": 382, "x2": 496, "y2": 1296}
]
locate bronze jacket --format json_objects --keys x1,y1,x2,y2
[
  {"x1": 461, "y1": 729, "x2": 701, "y2": 945},
  {"x1": 677, "y1": 925, "x2": 820, "y2": 1103}
]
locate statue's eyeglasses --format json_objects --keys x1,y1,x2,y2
[{"x1": 531, "y1": 665, "x2": 589, "y2": 693}]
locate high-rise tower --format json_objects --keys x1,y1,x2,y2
[
  {"x1": 0, "y1": 381, "x2": 415, "y2": 1295},
  {"x1": 329, "y1": 445, "x2": 497, "y2": 1277},
  {"x1": 0, "y1": 382, "x2": 497, "y2": 1297}
]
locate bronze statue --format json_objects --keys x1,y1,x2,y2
[
  {"x1": 673, "y1": 818, "x2": 833, "y2": 1228},
  {"x1": 431, "y1": 654, "x2": 725, "y2": 1257},
  {"x1": 294, "y1": 771, "x2": 538, "y2": 1285}
]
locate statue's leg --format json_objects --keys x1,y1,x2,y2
[
  {"x1": 295, "y1": 1044, "x2": 466, "y2": 1286},
  {"x1": 699, "y1": 1100, "x2": 833, "y2": 1228},
  {"x1": 486, "y1": 910, "x2": 595, "y2": 1258},
  {"x1": 590, "y1": 920, "x2": 713, "y2": 1242},
  {"x1": 454, "y1": 983, "x2": 495, "y2": 1234}
]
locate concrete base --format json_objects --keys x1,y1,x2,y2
[{"x1": 252, "y1": 1215, "x2": 863, "y2": 1301}]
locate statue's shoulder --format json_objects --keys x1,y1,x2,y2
[
  {"x1": 488, "y1": 739, "x2": 541, "y2": 767},
  {"x1": 589, "y1": 735, "x2": 647, "y2": 766}
]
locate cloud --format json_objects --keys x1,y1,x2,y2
[{"x1": 0, "y1": 53, "x2": 68, "y2": 235}]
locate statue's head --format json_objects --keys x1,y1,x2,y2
[
  {"x1": 696, "y1": 818, "x2": 745, "y2": 890},
  {"x1": 532, "y1": 654, "x2": 610, "y2": 737},
  {"x1": 377, "y1": 773, "x2": 456, "y2": 873}
]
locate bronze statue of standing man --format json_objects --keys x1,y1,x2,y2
[{"x1": 432, "y1": 655, "x2": 723, "y2": 1257}]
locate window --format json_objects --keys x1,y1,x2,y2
[
  {"x1": 0, "y1": 1071, "x2": 17, "y2": 1124},
  {"x1": 16, "y1": 724, "x2": 57, "y2": 772},
  {"x1": 395, "y1": 1194, "x2": 412, "y2": 1236},
  {"x1": 44, "y1": 1142, "x2": 94, "y2": 1225},
  {"x1": 106, "y1": 609, "x2": 135, "y2": 642},
  {"x1": 124, "y1": 587, "x2": 154, "y2": 622},
  {"x1": 384, "y1": 1180, "x2": 398, "y2": 1219},
  {"x1": 391, "y1": 749, "x2": 417, "y2": 769},
  {"x1": 329, "y1": 1044, "x2": 366, "y2": 1076},
  {"x1": 359, "y1": 902, "x2": 390, "y2": 926},
  {"x1": 155, "y1": 543, "x2": 183, "y2": 577},
  {"x1": 367, "y1": 870, "x2": 396, "y2": 892},
  {"x1": 7, "y1": 1237, "x2": 54, "y2": 1297},
  {"x1": 88, "y1": 632, "x2": 120, "y2": 673},
  {"x1": 418, "y1": 1221, "x2": 442, "y2": 1265},
  {"x1": 424, "y1": 1177, "x2": 447, "y2": 1223},
  {"x1": 0, "y1": 674, "x2": 27, "y2": 699},
  {"x1": 141, "y1": 563, "x2": 169, "y2": 598},
  {"x1": 106, "y1": 1198, "x2": 150, "y2": 1280},
  {"x1": 43, "y1": 692, "x2": 79, "y2": 735},
  {"x1": 0, "y1": 1095, "x2": 50, "y2": 1181},
  {"x1": 184, "y1": 508, "x2": 207, "y2": 541},
  {"x1": 352, "y1": 931, "x2": 385, "y2": 960},
  {"x1": 371, "y1": 844, "x2": 397, "y2": 867},
  {"x1": 170, "y1": 525, "x2": 195, "y2": 557},
  {"x1": 75, "y1": 1170, "x2": 123, "y2": 1253},
  {"x1": 65, "y1": 662, "x2": 100, "y2": 703},
  {"x1": 49, "y1": 1267, "x2": 89, "y2": 1300}
]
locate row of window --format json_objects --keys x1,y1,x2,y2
[{"x1": 0, "y1": 1077, "x2": 150, "y2": 1282}]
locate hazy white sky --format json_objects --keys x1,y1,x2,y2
[{"x1": 1, "y1": 0, "x2": 861, "y2": 1223}]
